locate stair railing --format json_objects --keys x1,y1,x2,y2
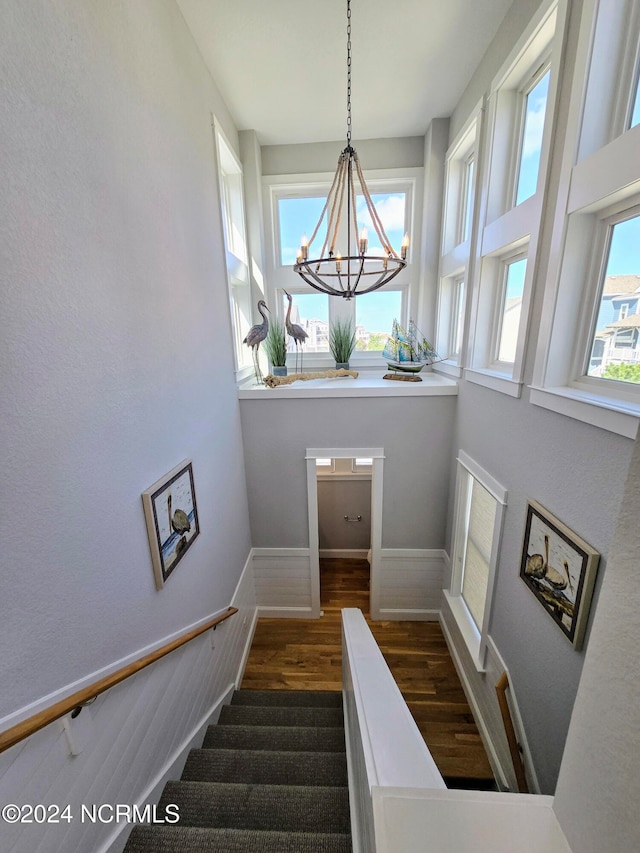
[
  {"x1": 342, "y1": 608, "x2": 445, "y2": 853},
  {"x1": 0, "y1": 606, "x2": 238, "y2": 755}
]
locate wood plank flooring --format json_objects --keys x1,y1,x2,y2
[{"x1": 242, "y1": 558, "x2": 494, "y2": 786}]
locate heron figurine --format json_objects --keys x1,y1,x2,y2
[
  {"x1": 243, "y1": 299, "x2": 270, "y2": 384},
  {"x1": 283, "y1": 291, "x2": 308, "y2": 373}
]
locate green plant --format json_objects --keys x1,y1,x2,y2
[
  {"x1": 329, "y1": 318, "x2": 356, "y2": 363},
  {"x1": 602, "y1": 363, "x2": 640, "y2": 383},
  {"x1": 264, "y1": 320, "x2": 287, "y2": 367}
]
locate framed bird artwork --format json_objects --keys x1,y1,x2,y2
[{"x1": 142, "y1": 460, "x2": 200, "y2": 589}]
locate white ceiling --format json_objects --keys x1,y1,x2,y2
[{"x1": 176, "y1": 0, "x2": 513, "y2": 146}]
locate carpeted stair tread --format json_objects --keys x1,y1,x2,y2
[
  {"x1": 125, "y1": 826, "x2": 352, "y2": 852},
  {"x1": 230, "y1": 689, "x2": 342, "y2": 708},
  {"x1": 158, "y1": 781, "x2": 351, "y2": 833},
  {"x1": 218, "y1": 704, "x2": 343, "y2": 728},
  {"x1": 182, "y1": 747, "x2": 348, "y2": 786},
  {"x1": 203, "y1": 723, "x2": 346, "y2": 753}
]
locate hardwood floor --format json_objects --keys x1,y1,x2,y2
[{"x1": 242, "y1": 558, "x2": 494, "y2": 786}]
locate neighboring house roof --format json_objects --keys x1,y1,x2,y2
[
  {"x1": 606, "y1": 314, "x2": 640, "y2": 329},
  {"x1": 602, "y1": 275, "x2": 640, "y2": 296}
]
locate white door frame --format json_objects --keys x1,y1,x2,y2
[{"x1": 306, "y1": 447, "x2": 385, "y2": 619}]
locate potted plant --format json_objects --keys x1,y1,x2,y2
[
  {"x1": 329, "y1": 318, "x2": 356, "y2": 369},
  {"x1": 264, "y1": 320, "x2": 288, "y2": 375}
]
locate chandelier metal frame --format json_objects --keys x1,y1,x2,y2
[{"x1": 293, "y1": 0, "x2": 408, "y2": 299}]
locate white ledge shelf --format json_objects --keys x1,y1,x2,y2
[{"x1": 238, "y1": 370, "x2": 459, "y2": 399}]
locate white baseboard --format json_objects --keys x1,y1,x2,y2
[
  {"x1": 320, "y1": 549, "x2": 369, "y2": 558},
  {"x1": 102, "y1": 682, "x2": 236, "y2": 853},
  {"x1": 439, "y1": 614, "x2": 510, "y2": 790},
  {"x1": 377, "y1": 608, "x2": 440, "y2": 622},
  {"x1": 256, "y1": 605, "x2": 316, "y2": 619}
]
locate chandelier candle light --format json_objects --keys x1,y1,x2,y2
[{"x1": 293, "y1": 0, "x2": 409, "y2": 299}]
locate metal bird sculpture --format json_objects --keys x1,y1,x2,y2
[
  {"x1": 284, "y1": 291, "x2": 308, "y2": 373},
  {"x1": 243, "y1": 299, "x2": 270, "y2": 384}
]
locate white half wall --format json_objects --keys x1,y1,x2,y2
[
  {"x1": 0, "y1": 557, "x2": 257, "y2": 853},
  {"x1": 253, "y1": 548, "x2": 314, "y2": 617},
  {"x1": 377, "y1": 549, "x2": 445, "y2": 620}
]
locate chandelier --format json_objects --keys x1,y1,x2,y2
[{"x1": 293, "y1": 0, "x2": 408, "y2": 299}]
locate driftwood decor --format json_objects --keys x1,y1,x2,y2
[{"x1": 264, "y1": 368, "x2": 358, "y2": 387}]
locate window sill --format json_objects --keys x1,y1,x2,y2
[
  {"x1": 464, "y1": 367, "x2": 522, "y2": 398},
  {"x1": 529, "y1": 384, "x2": 639, "y2": 439},
  {"x1": 443, "y1": 591, "x2": 486, "y2": 673},
  {"x1": 238, "y1": 369, "x2": 459, "y2": 399},
  {"x1": 434, "y1": 360, "x2": 463, "y2": 379}
]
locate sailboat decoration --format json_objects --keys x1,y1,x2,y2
[{"x1": 382, "y1": 319, "x2": 439, "y2": 373}]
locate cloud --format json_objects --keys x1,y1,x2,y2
[{"x1": 356, "y1": 194, "x2": 406, "y2": 232}]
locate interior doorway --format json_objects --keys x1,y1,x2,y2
[{"x1": 306, "y1": 448, "x2": 384, "y2": 619}]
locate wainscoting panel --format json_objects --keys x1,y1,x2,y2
[
  {"x1": 0, "y1": 556, "x2": 257, "y2": 853},
  {"x1": 376, "y1": 549, "x2": 445, "y2": 620},
  {"x1": 439, "y1": 579, "x2": 540, "y2": 794},
  {"x1": 252, "y1": 548, "x2": 313, "y2": 616}
]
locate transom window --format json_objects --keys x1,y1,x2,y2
[{"x1": 515, "y1": 66, "x2": 551, "y2": 206}]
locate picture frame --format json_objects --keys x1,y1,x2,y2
[
  {"x1": 142, "y1": 460, "x2": 200, "y2": 589},
  {"x1": 519, "y1": 500, "x2": 599, "y2": 649}
]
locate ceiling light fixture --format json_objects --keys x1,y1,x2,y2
[{"x1": 293, "y1": 0, "x2": 409, "y2": 299}]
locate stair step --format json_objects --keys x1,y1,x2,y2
[
  {"x1": 125, "y1": 826, "x2": 352, "y2": 852},
  {"x1": 203, "y1": 724, "x2": 346, "y2": 753},
  {"x1": 218, "y1": 704, "x2": 343, "y2": 729},
  {"x1": 158, "y1": 781, "x2": 351, "y2": 833},
  {"x1": 182, "y1": 748, "x2": 348, "y2": 786},
  {"x1": 231, "y1": 689, "x2": 342, "y2": 708}
]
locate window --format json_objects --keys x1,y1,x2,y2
[
  {"x1": 435, "y1": 109, "x2": 481, "y2": 374},
  {"x1": 281, "y1": 291, "x2": 329, "y2": 353},
  {"x1": 531, "y1": 0, "x2": 640, "y2": 438},
  {"x1": 278, "y1": 196, "x2": 327, "y2": 266},
  {"x1": 355, "y1": 290, "x2": 404, "y2": 351},
  {"x1": 446, "y1": 452, "x2": 507, "y2": 670},
  {"x1": 631, "y1": 71, "x2": 640, "y2": 129},
  {"x1": 514, "y1": 67, "x2": 551, "y2": 206},
  {"x1": 465, "y1": 0, "x2": 561, "y2": 397},
  {"x1": 496, "y1": 256, "x2": 527, "y2": 363},
  {"x1": 586, "y1": 214, "x2": 640, "y2": 383},
  {"x1": 264, "y1": 170, "x2": 421, "y2": 369},
  {"x1": 215, "y1": 125, "x2": 252, "y2": 374}
]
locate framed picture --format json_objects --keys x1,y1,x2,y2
[
  {"x1": 519, "y1": 501, "x2": 599, "y2": 649},
  {"x1": 142, "y1": 460, "x2": 200, "y2": 589}
]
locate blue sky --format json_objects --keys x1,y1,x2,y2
[{"x1": 606, "y1": 216, "x2": 640, "y2": 276}]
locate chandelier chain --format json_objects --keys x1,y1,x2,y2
[{"x1": 346, "y1": 0, "x2": 352, "y2": 145}]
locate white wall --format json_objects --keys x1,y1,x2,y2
[
  {"x1": 553, "y1": 432, "x2": 640, "y2": 851},
  {"x1": 0, "y1": 0, "x2": 254, "y2": 846}
]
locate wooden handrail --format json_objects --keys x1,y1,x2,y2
[
  {"x1": 0, "y1": 606, "x2": 238, "y2": 754},
  {"x1": 495, "y1": 671, "x2": 529, "y2": 793}
]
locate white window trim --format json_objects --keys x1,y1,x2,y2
[
  {"x1": 263, "y1": 168, "x2": 423, "y2": 371},
  {"x1": 213, "y1": 119, "x2": 253, "y2": 381},
  {"x1": 435, "y1": 102, "x2": 483, "y2": 375},
  {"x1": 464, "y1": 0, "x2": 565, "y2": 398},
  {"x1": 446, "y1": 450, "x2": 507, "y2": 672},
  {"x1": 531, "y1": 0, "x2": 640, "y2": 439}
]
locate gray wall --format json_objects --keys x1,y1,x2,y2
[
  {"x1": 0, "y1": 0, "x2": 252, "y2": 718},
  {"x1": 240, "y1": 397, "x2": 456, "y2": 549},
  {"x1": 445, "y1": 0, "x2": 635, "y2": 793},
  {"x1": 261, "y1": 136, "x2": 426, "y2": 176},
  {"x1": 318, "y1": 479, "x2": 372, "y2": 551}
]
